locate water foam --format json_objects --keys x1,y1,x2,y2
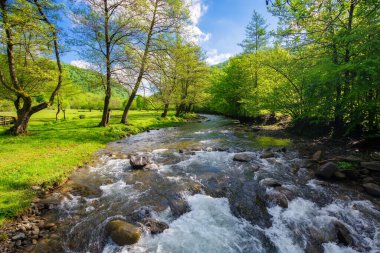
[{"x1": 106, "y1": 194, "x2": 262, "y2": 253}]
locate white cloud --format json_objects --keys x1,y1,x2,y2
[
  {"x1": 206, "y1": 49, "x2": 232, "y2": 65},
  {"x1": 188, "y1": 0, "x2": 208, "y2": 25},
  {"x1": 70, "y1": 60, "x2": 92, "y2": 69},
  {"x1": 183, "y1": 0, "x2": 211, "y2": 44}
]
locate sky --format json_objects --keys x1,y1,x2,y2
[
  {"x1": 64, "y1": 0, "x2": 279, "y2": 67},
  {"x1": 193, "y1": 0, "x2": 278, "y2": 65}
]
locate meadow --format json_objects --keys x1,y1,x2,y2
[{"x1": 0, "y1": 109, "x2": 182, "y2": 224}]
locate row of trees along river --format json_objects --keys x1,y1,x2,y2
[{"x1": 0, "y1": 0, "x2": 379, "y2": 138}]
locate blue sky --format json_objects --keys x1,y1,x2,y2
[
  {"x1": 196, "y1": 0, "x2": 278, "y2": 64},
  {"x1": 64, "y1": 0, "x2": 278, "y2": 67}
]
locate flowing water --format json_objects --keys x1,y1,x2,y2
[{"x1": 37, "y1": 115, "x2": 380, "y2": 253}]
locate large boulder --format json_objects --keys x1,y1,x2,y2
[
  {"x1": 360, "y1": 162, "x2": 380, "y2": 172},
  {"x1": 233, "y1": 153, "x2": 253, "y2": 162},
  {"x1": 334, "y1": 221, "x2": 353, "y2": 246},
  {"x1": 105, "y1": 220, "x2": 142, "y2": 246},
  {"x1": 315, "y1": 162, "x2": 338, "y2": 179},
  {"x1": 141, "y1": 218, "x2": 169, "y2": 234},
  {"x1": 363, "y1": 183, "x2": 380, "y2": 197},
  {"x1": 130, "y1": 156, "x2": 151, "y2": 170}
]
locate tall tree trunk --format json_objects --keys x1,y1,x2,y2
[
  {"x1": 2, "y1": 0, "x2": 63, "y2": 135},
  {"x1": 99, "y1": 0, "x2": 111, "y2": 127},
  {"x1": 161, "y1": 103, "x2": 169, "y2": 118},
  {"x1": 56, "y1": 96, "x2": 61, "y2": 122},
  {"x1": 10, "y1": 97, "x2": 32, "y2": 135},
  {"x1": 121, "y1": 0, "x2": 158, "y2": 124}
]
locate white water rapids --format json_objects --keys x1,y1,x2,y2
[{"x1": 38, "y1": 115, "x2": 380, "y2": 253}]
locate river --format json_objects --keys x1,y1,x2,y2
[{"x1": 35, "y1": 115, "x2": 380, "y2": 253}]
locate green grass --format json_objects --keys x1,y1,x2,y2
[
  {"x1": 337, "y1": 161, "x2": 356, "y2": 171},
  {"x1": 0, "y1": 109, "x2": 183, "y2": 225}
]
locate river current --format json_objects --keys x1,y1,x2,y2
[{"x1": 37, "y1": 115, "x2": 380, "y2": 253}]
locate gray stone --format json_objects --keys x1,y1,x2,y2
[
  {"x1": 12, "y1": 232, "x2": 26, "y2": 241},
  {"x1": 312, "y1": 150, "x2": 323, "y2": 161},
  {"x1": 315, "y1": 162, "x2": 338, "y2": 179},
  {"x1": 131, "y1": 206, "x2": 152, "y2": 222},
  {"x1": 141, "y1": 218, "x2": 169, "y2": 234},
  {"x1": 233, "y1": 153, "x2": 252, "y2": 162},
  {"x1": 261, "y1": 151, "x2": 275, "y2": 159},
  {"x1": 362, "y1": 177, "x2": 374, "y2": 184},
  {"x1": 334, "y1": 221, "x2": 353, "y2": 246},
  {"x1": 260, "y1": 178, "x2": 282, "y2": 188},
  {"x1": 266, "y1": 191, "x2": 288, "y2": 208},
  {"x1": 361, "y1": 162, "x2": 380, "y2": 172},
  {"x1": 130, "y1": 156, "x2": 151, "y2": 170},
  {"x1": 334, "y1": 171, "x2": 346, "y2": 180},
  {"x1": 168, "y1": 198, "x2": 190, "y2": 217},
  {"x1": 363, "y1": 183, "x2": 380, "y2": 197},
  {"x1": 144, "y1": 163, "x2": 159, "y2": 170}
]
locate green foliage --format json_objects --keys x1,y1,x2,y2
[
  {"x1": 207, "y1": 2, "x2": 380, "y2": 136},
  {"x1": 337, "y1": 161, "x2": 356, "y2": 171},
  {"x1": 239, "y1": 10, "x2": 269, "y2": 53}
]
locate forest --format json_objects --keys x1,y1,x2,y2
[{"x1": 1, "y1": 0, "x2": 379, "y2": 137}]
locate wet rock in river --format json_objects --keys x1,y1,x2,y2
[
  {"x1": 144, "y1": 163, "x2": 159, "y2": 170},
  {"x1": 312, "y1": 150, "x2": 323, "y2": 161},
  {"x1": 265, "y1": 190, "x2": 288, "y2": 208},
  {"x1": 362, "y1": 177, "x2": 374, "y2": 184},
  {"x1": 168, "y1": 197, "x2": 190, "y2": 217},
  {"x1": 363, "y1": 183, "x2": 380, "y2": 197},
  {"x1": 130, "y1": 206, "x2": 152, "y2": 222},
  {"x1": 260, "y1": 178, "x2": 282, "y2": 188},
  {"x1": 275, "y1": 186, "x2": 296, "y2": 201},
  {"x1": 130, "y1": 155, "x2": 152, "y2": 170},
  {"x1": 342, "y1": 169, "x2": 360, "y2": 180},
  {"x1": 361, "y1": 162, "x2": 380, "y2": 172},
  {"x1": 305, "y1": 241, "x2": 324, "y2": 253},
  {"x1": 141, "y1": 218, "x2": 169, "y2": 234},
  {"x1": 233, "y1": 153, "x2": 253, "y2": 162},
  {"x1": 333, "y1": 171, "x2": 346, "y2": 180},
  {"x1": 261, "y1": 151, "x2": 275, "y2": 159},
  {"x1": 315, "y1": 162, "x2": 338, "y2": 179},
  {"x1": 105, "y1": 220, "x2": 142, "y2": 246},
  {"x1": 334, "y1": 221, "x2": 353, "y2": 246}
]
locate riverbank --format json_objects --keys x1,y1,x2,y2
[
  {"x1": 1, "y1": 114, "x2": 379, "y2": 252},
  {"x1": 0, "y1": 109, "x2": 186, "y2": 226}
]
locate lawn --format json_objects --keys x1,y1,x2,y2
[{"x1": 0, "y1": 109, "x2": 183, "y2": 225}]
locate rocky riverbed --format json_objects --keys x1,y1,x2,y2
[{"x1": 1, "y1": 115, "x2": 379, "y2": 253}]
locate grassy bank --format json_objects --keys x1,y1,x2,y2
[{"x1": 0, "y1": 109, "x2": 183, "y2": 224}]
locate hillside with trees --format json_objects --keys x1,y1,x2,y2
[{"x1": 205, "y1": 0, "x2": 379, "y2": 137}]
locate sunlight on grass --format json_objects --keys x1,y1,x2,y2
[
  {"x1": 0, "y1": 109, "x2": 182, "y2": 224},
  {"x1": 255, "y1": 136, "x2": 291, "y2": 148}
]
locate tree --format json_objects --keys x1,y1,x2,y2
[
  {"x1": 120, "y1": 0, "x2": 185, "y2": 124},
  {"x1": 70, "y1": 0, "x2": 133, "y2": 126},
  {"x1": 239, "y1": 10, "x2": 269, "y2": 53},
  {"x1": 265, "y1": 0, "x2": 380, "y2": 135},
  {"x1": 0, "y1": 0, "x2": 63, "y2": 135}
]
